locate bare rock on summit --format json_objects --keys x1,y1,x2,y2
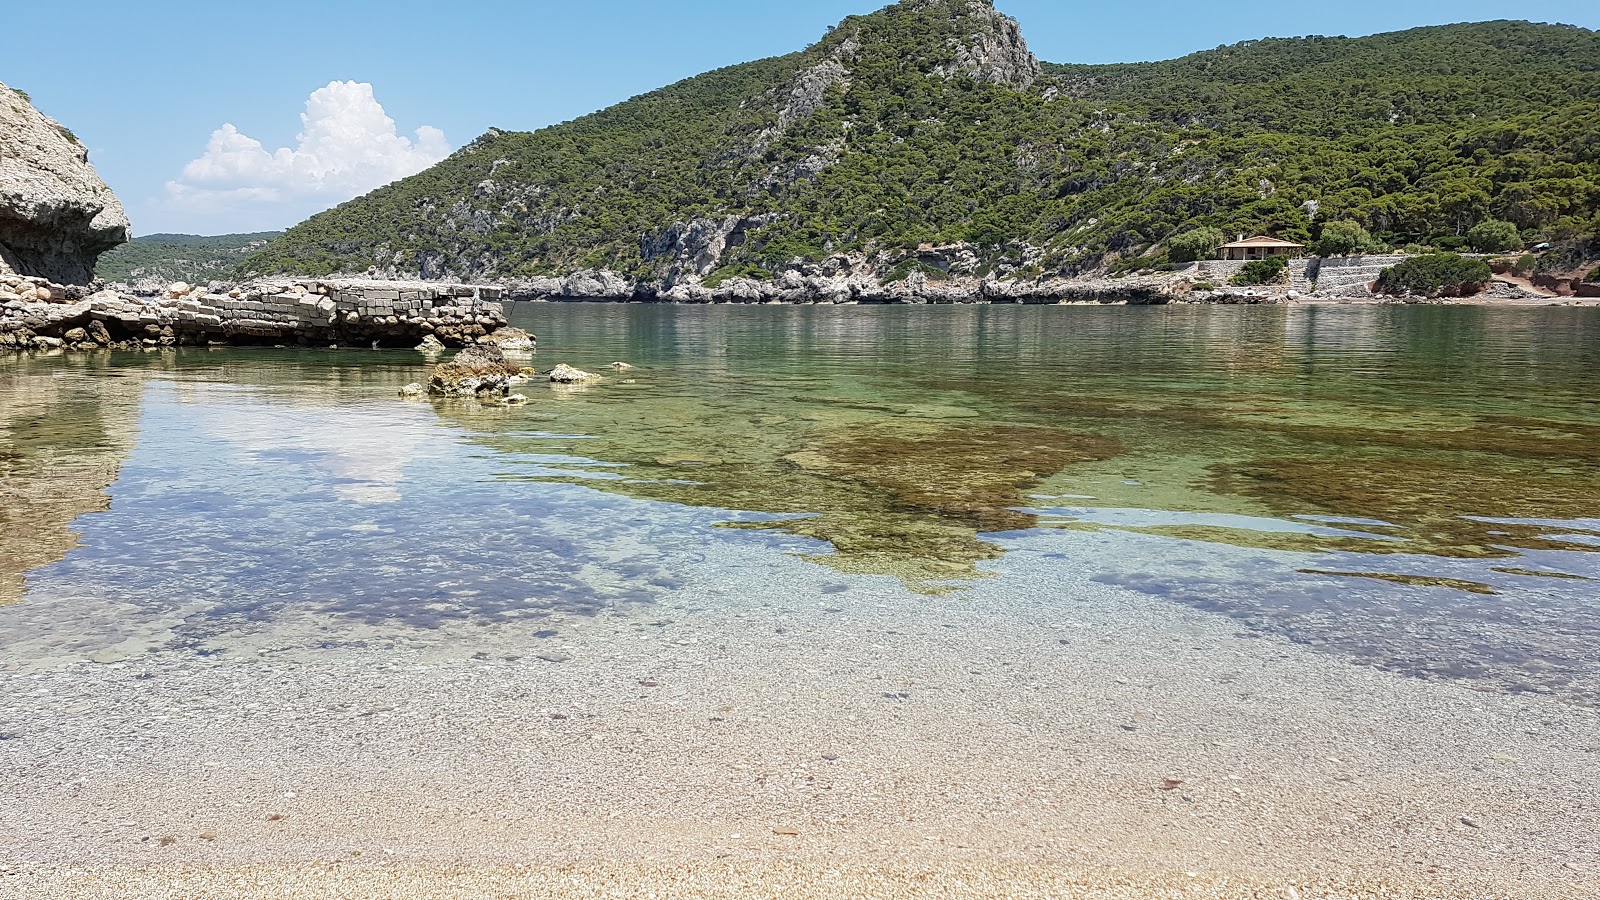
[
  {"x1": 0, "y1": 81, "x2": 130, "y2": 285},
  {"x1": 930, "y1": 0, "x2": 1041, "y2": 89}
]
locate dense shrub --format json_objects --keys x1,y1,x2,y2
[
  {"x1": 1466, "y1": 219, "x2": 1523, "y2": 253},
  {"x1": 1167, "y1": 227, "x2": 1225, "y2": 263},
  {"x1": 1375, "y1": 253, "x2": 1492, "y2": 297},
  {"x1": 1230, "y1": 255, "x2": 1289, "y2": 286},
  {"x1": 1586, "y1": 266, "x2": 1600, "y2": 283},
  {"x1": 1514, "y1": 253, "x2": 1539, "y2": 276},
  {"x1": 1313, "y1": 220, "x2": 1385, "y2": 257}
]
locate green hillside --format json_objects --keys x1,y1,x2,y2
[
  {"x1": 98, "y1": 232, "x2": 283, "y2": 285},
  {"x1": 242, "y1": 0, "x2": 1600, "y2": 283}
]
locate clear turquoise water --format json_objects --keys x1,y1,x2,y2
[{"x1": 2, "y1": 304, "x2": 1597, "y2": 702}]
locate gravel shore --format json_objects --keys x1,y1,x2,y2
[{"x1": 2, "y1": 554, "x2": 1594, "y2": 899}]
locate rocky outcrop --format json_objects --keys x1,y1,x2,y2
[
  {"x1": 0, "y1": 276, "x2": 509, "y2": 352},
  {"x1": 931, "y1": 0, "x2": 1041, "y2": 88},
  {"x1": 0, "y1": 82, "x2": 130, "y2": 285},
  {"x1": 427, "y1": 342, "x2": 535, "y2": 398},
  {"x1": 640, "y1": 215, "x2": 779, "y2": 283}
]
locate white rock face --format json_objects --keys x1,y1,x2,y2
[
  {"x1": 0, "y1": 81, "x2": 130, "y2": 284},
  {"x1": 932, "y1": 0, "x2": 1041, "y2": 89}
]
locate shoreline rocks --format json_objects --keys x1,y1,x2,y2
[
  {"x1": 497, "y1": 268, "x2": 1180, "y2": 305},
  {"x1": 1, "y1": 276, "x2": 511, "y2": 353}
]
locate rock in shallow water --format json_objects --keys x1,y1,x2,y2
[
  {"x1": 428, "y1": 342, "x2": 518, "y2": 397},
  {"x1": 548, "y1": 363, "x2": 595, "y2": 383},
  {"x1": 482, "y1": 326, "x2": 535, "y2": 351}
]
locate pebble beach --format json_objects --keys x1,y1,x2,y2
[{"x1": 4, "y1": 560, "x2": 1595, "y2": 899}]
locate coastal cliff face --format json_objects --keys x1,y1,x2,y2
[{"x1": 0, "y1": 82, "x2": 130, "y2": 285}]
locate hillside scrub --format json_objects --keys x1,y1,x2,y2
[
  {"x1": 98, "y1": 232, "x2": 283, "y2": 284},
  {"x1": 1466, "y1": 219, "x2": 1523, "y2": 253},
  {"x1": 1375, "y1": 253, "x2": 1493, "y2": 297},
  {"x1": 1313, "y1": 221, "x2": 1386, "y2": 257},
  {"x1": 1167, "y1": 227, "x2": 1226, "y2": 263},
  {"x1": 241, "y1": 4, "x2": 1600, "y2": 283},
  {"x1": 1231, "y1": 256, "x2": 1289, "y2": 286}
]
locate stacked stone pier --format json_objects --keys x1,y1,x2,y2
[{"x1": 1, "y1": 275, "x2": 513, "y2": 352}]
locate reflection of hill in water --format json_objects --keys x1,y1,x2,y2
[
  {"x1": 0, "y1": 356, "x2": 143, "y2": 604},
  {"x1": 431, "y1": 304, "x2": 1600, "y2": 592}
]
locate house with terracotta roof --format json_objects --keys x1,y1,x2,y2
[{"x1": 1218, "y1": 235, "x2": 1306, "y2": 261}]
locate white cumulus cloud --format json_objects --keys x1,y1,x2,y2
[{"x1": 163, "y1": 81, "x2": 449, "y2": 232}]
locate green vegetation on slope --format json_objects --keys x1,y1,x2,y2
[
  {"x1": 96, "y1": 232, "x2": 283, "y2": 285},
  {"x1": 243, "y1": 0, "x2": 1600, "y2": 282},
  {"x1": 1375, "y1": 253, "x2": 1494, "y2": 297}
]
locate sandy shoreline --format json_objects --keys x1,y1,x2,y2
[
  {"x1": 2, "y1": 555, "x2": 1595, "y2": 899},
  {"x1": 6, "y1": 861, "x2": 1569, "y2": 899}
]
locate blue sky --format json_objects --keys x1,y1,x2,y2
[{"x1": 10, "y1": 0, "x2": 1598, "y2": 236}]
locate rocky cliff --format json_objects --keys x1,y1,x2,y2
[{"x1": 0, "y1": 82, "x2": 130, "y2": 285}]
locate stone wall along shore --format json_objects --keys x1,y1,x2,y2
[{"x1": 1, "y1": 275, "x2": 510, "y2": 353}]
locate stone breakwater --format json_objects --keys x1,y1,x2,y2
[{"x1": 0, "y1": 275, "x2": 509, "y2": 352}]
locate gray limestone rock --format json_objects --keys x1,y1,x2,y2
[
  {"x1": 0, "y1": 81, "x2": 130, "y2": 285},
  {"x1": 932, "y1": 1, "x2": 1041, "y2": 89},
  {"x1": 547, "y1": 363, "x2": 594, "y2": 384}
]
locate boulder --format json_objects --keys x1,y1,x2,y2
[
  {"x1": 0, "y1": 81, "x2": 130, "y2": 284},
  {"x1": 482, "y1": 326, "x2": 535, "y2": 351},
  {"x1": 548, "y1": 363, "x2": 595, "y2": 383},
  {"x1": 415, "y1": 334, "x2": 446, "y2": 353},
  {"x1": 428, "y1": 342, "x2": 516, "y2": 397}
]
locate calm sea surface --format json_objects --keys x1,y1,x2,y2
[{"x1": 3, "y1": 304, "x2": 1598, "y2": 702}]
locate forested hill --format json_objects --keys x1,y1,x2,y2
[
  {"x1": 98, "y1": 232, "x2": 282, "y2": 287},
  {"x1": 242, "y1": 0, "x2": 1600, "y2": 284}
]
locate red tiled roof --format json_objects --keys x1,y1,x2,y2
[{"x1": 1219, "y1": 235, "x2": 1306, "y2": 249}]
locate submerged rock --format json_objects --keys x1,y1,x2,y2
[{"x1": 398, "y1": 383, "x2": 425, "y2": 398}]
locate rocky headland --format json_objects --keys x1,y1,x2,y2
[
  {"x1": 1, "y1": 82, "x2": 129, "y2": 285},
  {"x1": 0, "y1": 84, "x2": 526, "y2": 354}
]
